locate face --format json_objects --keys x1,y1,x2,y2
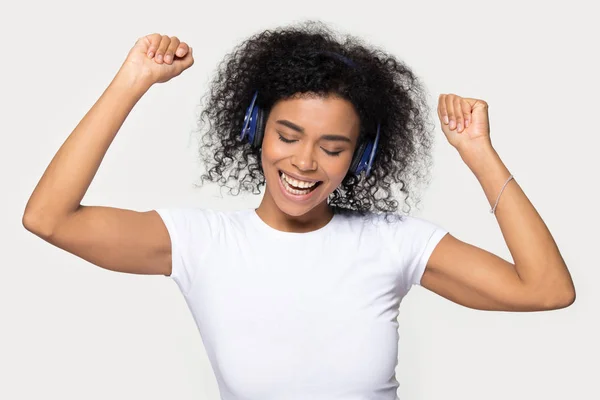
[{"x1": 260, "y1": 94, "x2": 361, "y2": 218}]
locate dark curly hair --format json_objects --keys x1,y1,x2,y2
[{"x1": 194, "y1": 20, "x2": 437, "y2": 216}]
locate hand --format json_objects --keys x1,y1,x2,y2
[
  {"x1": 119, "y1": 33, "x2": 194, "y2": 87},
  {"x1": 437, "y1": 94, "x2": 492, "y2": 156}
]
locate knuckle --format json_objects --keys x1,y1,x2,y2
[{"x1": 151, "y1": 34, "x2": 162, "y2": 44}]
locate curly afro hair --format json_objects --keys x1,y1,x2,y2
[{"x1": 195, "y1": 20, "x2": 437, "y2": 216}]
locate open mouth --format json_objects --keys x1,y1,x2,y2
[{"x1": 278, "y1": 170, "x2": 323, "y2": 196}]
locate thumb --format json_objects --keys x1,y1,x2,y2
[
  {"x1": 167, "y1": 46, "x2": 194, "y2": 80},
  {"x1": 178, "y1": 46, "x2": 194, "y2": 71}
]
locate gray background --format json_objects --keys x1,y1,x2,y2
[{"x1": 2, "y1": 0, "x2": 598, "y2": 399}]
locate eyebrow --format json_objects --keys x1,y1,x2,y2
[{"x1": 276, "y1": 119, "x2": 352, "y2": 143}]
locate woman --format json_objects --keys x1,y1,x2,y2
[{"x1": 23, "y1": 21, "x2": 575, "y2": 400}]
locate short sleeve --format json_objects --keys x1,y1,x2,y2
[
  {"x1": 391, "y1": 215, "x2": 448, "y2": 293},
  {"x1": 154, "y1": 208, "x2": 221, "y2": 295}
]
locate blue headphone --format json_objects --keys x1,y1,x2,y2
[{"x1": 238, "y1": 52, "x2": 381, "y2": 177}]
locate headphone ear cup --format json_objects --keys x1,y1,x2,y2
[
  {"x1": 357, "y1": 140, "x2": 374, "y2": 175},
  {"x1": 240, "y1": 91, "x2": 259, "y2": 143},
  {"x1": 350, "y1": 140, "x2": 368, "y2": 175},
  {"x1": 246, "y1": 106, "x2": 259, "y2": 146},
  {"x1": 253, "y1": 107, "x2": 266, "y2": 148}
]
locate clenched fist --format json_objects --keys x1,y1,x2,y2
[
  {"x1": 437, "y1": 93, "x2": 492, "y2": 156},
  {"x1": 120, "y1": 33, "x2": 195, "y2": 87}
]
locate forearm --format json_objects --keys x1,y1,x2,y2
[
  {"x1": 461, "y1": 145, "x2": 575, "y2": 304},
  {"x1": 23, "y1": 69, "x2": 151, "y2": 233}
]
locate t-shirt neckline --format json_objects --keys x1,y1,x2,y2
[{"x1": 248, "y1": 208, "x2": 338, "y2": 238}]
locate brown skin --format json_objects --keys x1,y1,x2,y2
[
  {"x1": 23, "y1": 30, "x2": 574, "y2": 310},
  {"x1": 22, "y1": 34, "x2": 193, "y2": 277},
  {"x1": 255, "y1": 95, "x2": 361, "y2": 233},
  {"x1": 417, "y1": 93, "x2": 576, "y2": 311}
]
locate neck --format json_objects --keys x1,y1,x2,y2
[{"x1": 255, "y1": 186, "x2": 333, "y2": 233}]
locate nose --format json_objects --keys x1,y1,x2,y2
[{"x1": 291, "y1": 143, "x2": 317, "y2": 172}]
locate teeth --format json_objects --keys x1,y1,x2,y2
[
  {"x1": 281, "y1": 172, "x2": 317, "y2": 188},
  {"x1": 280, "y1": 173, "x2": 315, "y2": 196}
]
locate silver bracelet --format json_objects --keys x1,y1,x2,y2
[{"x1": 490, "y1": 174, "x2": 514, "y2": 214}]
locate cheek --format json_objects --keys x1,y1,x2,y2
[
  {"x1": 261, "y1": 134, "x2": 287, "y2": 163},
  {"x1": 319, "y1": 155, "x2": 352, "y2": 184},
  {"x1": 260, "y1": 137, "x2": 288, "y2": 183},
  {"x1": 331, "y1": 160, "x2": 352, "y2": 180}
]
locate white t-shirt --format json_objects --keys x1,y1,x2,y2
[{"x1": 155, "y1": 207, "x2": 448, "y2": 400}]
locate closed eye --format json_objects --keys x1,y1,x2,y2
[
  {"x1": 322, "y1": 148, "x2": 342, "y2": 156},
  {"x1": 278, "y1": 132, "x2": 343, "y2": 156},
  {"x1": 277, "y1": 133, "x2": 297, "y2": 143}
]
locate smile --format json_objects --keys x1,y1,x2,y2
[{"x1": 279, "y1": 171, "x2": 322, "y2": 197}]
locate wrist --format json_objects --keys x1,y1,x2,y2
[
  {"x1": 459, "y1": 145, "x2": 504, "y2": 179},
  {"x1": 112, "y1": 65, "x2": 154, "y2": 95},
  {"x1": 459, "y1": 143, "x2": 496, "y2": 166}
]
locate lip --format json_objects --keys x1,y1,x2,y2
[
  {"x1": 277, "y1": 170, "x2": 321, "y2": 202},
  {"x1": 279, "y1": 169, "x2": 322, "y2": 183}
]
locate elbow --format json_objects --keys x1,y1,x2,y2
[
  {"x1": 541, "y1": 286, "x2": 576, "y2": 310},
  {"x1": 524, "y1": 265, "x2": 576, "y2": 311},
  {"x1": 22, "y1": 212, "x2": 37, "y2": 232},
  {"x1": 22, "y1": 212, "x2": 54, "y2": 238},
  {"x1": 554, "y1": 272, "x2": 577, "y2": 309},
  {"x1": 558, "y1": 288, "x2": 576, "y2": 309}
]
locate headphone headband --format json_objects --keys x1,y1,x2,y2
[{"x1": 318, "y1": 51, "x2": 359, "y2": 69}]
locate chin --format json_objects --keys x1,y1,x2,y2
[{"x1": 275, "y1": 201, "x2": 317, "y2": 217}]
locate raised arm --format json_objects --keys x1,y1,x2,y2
[
  {"x1": 419, "y1": 94, "x2": 575, "y2": 312},
  {"x1": 22, "y1": 34, "x2": 194, "y2": 276}
]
